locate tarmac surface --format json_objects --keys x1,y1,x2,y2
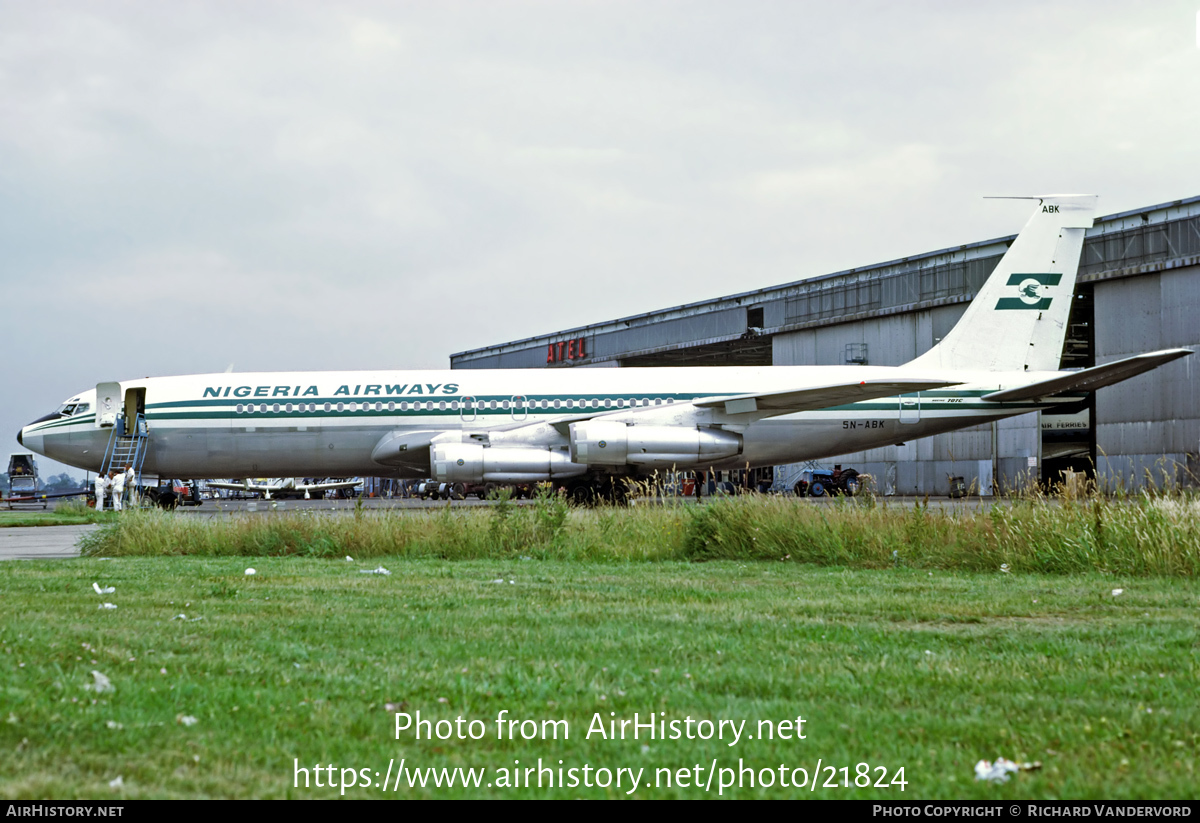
[{"x1": 0, "y1": 524, "x2": 99, "y2": 560}]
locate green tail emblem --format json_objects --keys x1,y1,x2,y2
[{"x1": 996, "y1": 272, "x2": 1062, "y2": 310}]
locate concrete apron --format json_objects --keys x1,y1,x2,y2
[{"x1": 0, "y1": 525, "x2": 97, "y2": 560}]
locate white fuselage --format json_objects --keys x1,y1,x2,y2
[{"x1": 19, "y1": 366, "x2": 1074, "y2": 480}]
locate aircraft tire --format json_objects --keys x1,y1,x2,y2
[
  {"x1": 567, "y1": 480, "x2": 595, "y2": 507},
  {"x1": 608, "y1": 479, "x2": 630, "y2": 507}
]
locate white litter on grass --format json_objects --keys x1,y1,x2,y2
[
  {"x1": 87, "y1": 670, "x2": 114, "y2": 693},
  {"x1": 178, "y1": 715, "x2": 198, "y2": 727},
  {"x1": 108, "y1": 776, "x2": 123, "y2": 789},
  {"x1": 172, "y1": 614, "x2": 187, "y2": 620},
  {"x1": 489, "y1": 579, "x2": 504, "y2": 584},
  {"x1": 99, "y1": 603, "x2": 117, "y2": 610},
  {"x1": 360, "y1": 567, "x2": 391, "y2": 575},
  {"x1": 999, "y1": 564, "x2": 1011, "y2": 574},
  {"x1": 1112, "y1": 588, "x2": 1124, "y2": 597},
  {"x1": 974, "y1": 758, "x2": 1042, "y2": 782},
  {"x1": 345, "y1": 556, "x2": 354, "y2": 562},
  {"x1": 93, "y1": 583, "x2": 115, "y2": 595},
  {"x1": 974, "y1": 758, "x2": 1018, "y2": 782},
  {"x1": 245, "y1": 568, "x2": 256, "y2": 576},
  {"x1": 106, "y1": 720, "x2": 123, "y2": 730}
]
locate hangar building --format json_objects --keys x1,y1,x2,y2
[{"x1": 450, "y1": 197, "x2": 1200, "y2": 495}]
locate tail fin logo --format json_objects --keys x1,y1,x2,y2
[{"x1": 995, "y1": 272, "x2": 1062, "y2": 310}]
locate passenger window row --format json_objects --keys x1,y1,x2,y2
[{"x1": 231, "y1": 398, "x2": 675, "y2": 414}]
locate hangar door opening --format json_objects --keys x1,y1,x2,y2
[{"x1": 1042, "y1": 284, "x2": 1096, "y2": 487}]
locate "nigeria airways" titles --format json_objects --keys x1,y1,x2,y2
[{"x1": 202, "y1": 383, "x2": 461, "y2": 399}]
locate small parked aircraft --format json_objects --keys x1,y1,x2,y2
[{"x1": 205, "y1": 478, "x2": 363, "y2": 500}]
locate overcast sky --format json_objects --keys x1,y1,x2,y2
[{"x1": 4, "y1": 1, "x2": 1199, "y2": 479}]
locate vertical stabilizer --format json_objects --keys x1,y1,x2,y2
[{"x1": 906, "y1": 195, "x2": 1097, "y2": 372}]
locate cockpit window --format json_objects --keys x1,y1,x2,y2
[
  {"x1": 61, "y1": 404, "x2": 77, "y2": 416},
  {"x1": 74, "y1": 403, "x2": 90, "y2": 415}
]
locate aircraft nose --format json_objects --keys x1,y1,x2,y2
[{"x1": 16, "y1": 428, "x2": 22, "y2": 447}]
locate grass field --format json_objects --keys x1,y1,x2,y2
[
  {"x1": 1, "y1": 553, "x2": 1196, "y2": 798},
  {"x1": 79, "y1": 492, "x2": 1200, "y2": 577},
  {"x1": 0, "y1": 500, "x2": 115, "y2": 529}
]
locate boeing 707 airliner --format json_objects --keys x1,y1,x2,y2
[{"x1": 18, "y1": 195, "x2": 1191, "y2": 501}]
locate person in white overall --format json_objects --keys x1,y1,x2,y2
[
  {"x1": 94, "y1": 472, "x2": 109, "y2": 510},
  {"x1": 110, "y1": 469, "x2": 126, "y2": 511},
  {"x1": 124, "y1": 464, "x2": 137, "y2": 507}
]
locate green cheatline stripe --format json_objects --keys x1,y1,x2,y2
[
  {"x1": 823, "y1": 403, "x2": 1049, "y2": 412},
  {"x1": 151, "y1": 389, "x2": 999, "y2": 409},
  {"x1": 147, "y1": 392, "x2": 706, "y2": 410},
  {"x1": 151, "y1": 408, "x2": 614, "y2": 421},
  {"x1": 27, "y1": 414, "x2": 97, "y2": 433}
]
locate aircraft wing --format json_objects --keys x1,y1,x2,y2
[
  {"x1": 515, "y1": 377, "x2": 956, "y2": 435},
  {"x1": 207, "y1": 479, "x2": 362, "y2": 493},
  {"x1": 206, "y1": 480, "x2": 262, "y2": 493},
  {"x1": 375, "y1": 377, "x2": 961, "y2": 459},
  {"x1": 692, "y1": 377, "x2": 961, "y2": 415},
  {"x1": 981, "y1": 349, "x2": 1193, "y2": 402},
  {"x1": 298, "y1": 479, "x2": 362, "y2": 491}
]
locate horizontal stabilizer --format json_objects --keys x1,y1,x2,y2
[
  {"x1": 981, "y1": 349, "x2": 1193, "y2": 402},
  {"x1": 694, "y1": 377, "x2": 960, "y2": 415}
]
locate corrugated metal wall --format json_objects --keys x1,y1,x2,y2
[{"x1": 1094, "y1": 264, "x2": 1200, "y2": 489}]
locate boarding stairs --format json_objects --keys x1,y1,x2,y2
[{"x1": 100, "y1": 413, "x2": 149, "y2": 492}]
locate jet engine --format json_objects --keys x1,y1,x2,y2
[
  {"x1": 431, "y1": 443, "x2": 587, "y2": 483},
  {"x1": 568, "y1": 421, "x2": 741, "y2": 468}
]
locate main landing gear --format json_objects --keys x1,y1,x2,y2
[{"x1": 563, "y1": 476, "x2": 630, "y2": 506}]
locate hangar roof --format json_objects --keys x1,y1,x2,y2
[{"x1": 451, "y1": 195, "x2": 1200, "y2": 369}]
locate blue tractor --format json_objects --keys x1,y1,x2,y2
[{"x1": 792, "y1": 464, "x2": 860, "y2": 497}]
